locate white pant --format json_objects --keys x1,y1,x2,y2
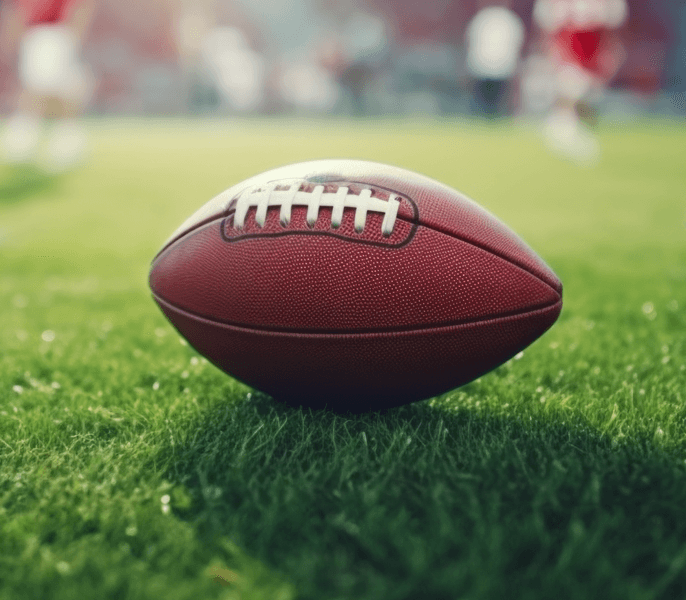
[{"x1": 19, "y1": 24, "x2": 90, "y2": 102}]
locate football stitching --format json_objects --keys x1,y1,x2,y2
[{"x1": 232, "y1": 181, "x2": 401, "y2": 236}]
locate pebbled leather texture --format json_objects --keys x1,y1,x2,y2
[{"x1": 150, "y1": 160, "x2": 563, "y2": 410}]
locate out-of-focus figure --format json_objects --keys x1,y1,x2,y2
[
  {"x1": 338, "y1": 9, "x2": 389, "y2": 114},
  {"x1": 173, "y1": 0, "x2": 220, "y2": 111},
  {"x1": 466, "y1": 0, "x2": 525, "y2": 118},
  {"x1": 0, "y1": 0, "x2": 97, "y2": 172},
  {"x1": 533, "y1": 0, "x2": 628, "y2": 164},
  {"x1": 200, "y1": 26, "x2": 265, "y2": 112},
  {"x1": 316, "y1": 2, "x2": 389, "y2": 115},
  {"x1": 171, "y1": 0, "x2": 265, "y2": 113},
  {"x1": 279, "y1": 51, "x2": 340, "y2": 114}
]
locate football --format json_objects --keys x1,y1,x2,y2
[{"x1": 149, "y1": 160, "x2": 562, "y2": 410}]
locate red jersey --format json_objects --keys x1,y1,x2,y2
[
  {"x1": 14, "y1": 0, "x2": 80, "y2": 27},
  {"x1": 534, "y1": 0, "x2": 627, "y2": 79},
  {"x1": 553, "y1": 28, "x2": 618, "y2": 77}
]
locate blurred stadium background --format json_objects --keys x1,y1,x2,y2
[
  {"x1": 0, "y1": 0, "x2": 683, "y2": 119},
  {"x1": 0, "y1": 0, "x2": 684, "y2": 172}
]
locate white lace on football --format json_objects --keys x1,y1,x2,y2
[{"x1": 233, "y1": 182, "x2": 401, "y2": 236}]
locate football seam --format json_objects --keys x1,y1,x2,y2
[
  {"x1": 396, "y1": 214, "x2": 561, "y2": 296},
  {"x1": 152, "y1": 291, "x2": 562, "y2": 337}
]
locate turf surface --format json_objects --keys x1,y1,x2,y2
[{"x1": 1, "y1": 119, "x2": 685, "y2": 599}]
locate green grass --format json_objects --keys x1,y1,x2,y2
[{"x1": 1, "y1": 118, "x2": 685, "y2": 600}]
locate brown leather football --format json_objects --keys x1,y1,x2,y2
[{"x1": 149, "y1": 160, "x2": 562, "y2": 410}]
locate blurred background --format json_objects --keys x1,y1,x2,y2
[
  {"x1": 2, "y1": 0, "x2": 684, "y2": 115},
  {"x1": 0, "y1": 0, "x2": 683, "y2": 175},
  {"x1": 0, "y1": 0, "x2": 684, "y2": 170}
]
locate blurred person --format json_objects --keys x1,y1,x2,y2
[
  {"x1": 0, "y1": 0, "x2": 96, "y2": 172},
  {"x1": 319, "y1": 5, "x2": 390, "y2": 115},
  {"x1": 278, "y1": 58, "x2": 340, "y2": 113},
  {"x1": 170, "y1": 0, "x2": 265, "y2": 113},
  {"x1": 466, "y1": 0, "x2": 525, "y2": 118},
  {"x1": 200, "y1": 26, "x2": 265, "y2": 112},
  {"x1": 534, "y1": 0, "x2": 628, "y2": 163},
  {"x1": 172, "y1": 0, "x2": 220, "y2": 111}
]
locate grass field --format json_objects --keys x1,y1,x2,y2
[{"x1": 1, "y1": 118, "x2": 685, "y2": 600}]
